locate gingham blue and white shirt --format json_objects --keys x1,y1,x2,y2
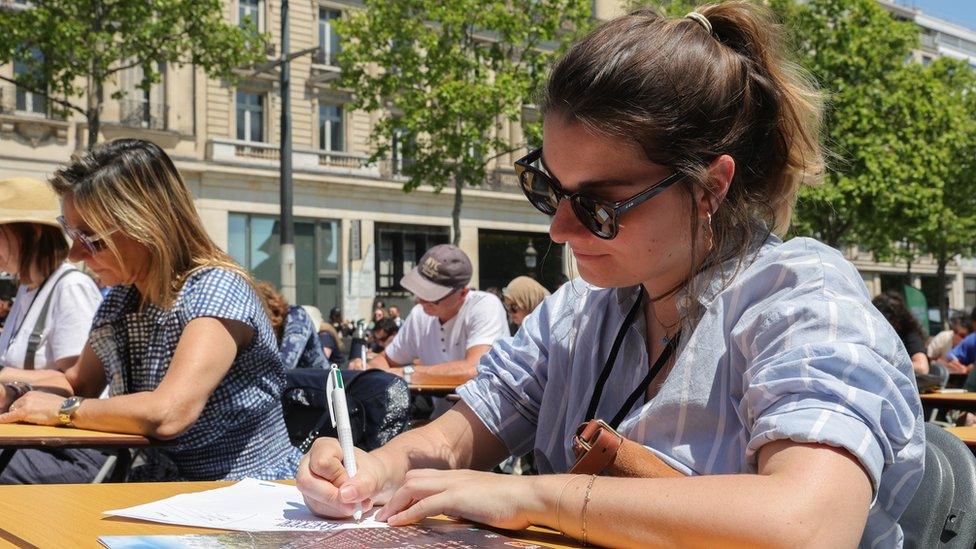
[
  {"x1": 89, "y1": 267, "x2": 301, "y2": 481},
  {"x1": 459, "y1": 235, "x2": 924, "y2": 548}
]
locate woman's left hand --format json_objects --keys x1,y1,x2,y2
[
  {"x1": 0, "y1": 391, "x2": 64, "y2": 425},
  {"x1": 376, "y1": 469, "x2": 540, "y2": 530}
]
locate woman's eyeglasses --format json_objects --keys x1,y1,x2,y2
[
  {"x1": 513, "y1": 148, "x2": 684, "y2": 239},
  {"x1": 56, "y1": 215, "x2": 114, "y2": 254}
]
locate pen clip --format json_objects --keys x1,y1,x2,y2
[{"x1": 325, "y1": 365, "x2": 338, "y2": 429}]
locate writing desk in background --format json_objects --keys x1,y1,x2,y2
[
  {"x1": 402, "y1": 369, "x2": 472, "y2": 398},
  {"x1": 945, "y1": 426, "x2": 976, "y2": 451},
  {"x1": 0, "y1": 481, "x2": 580, "y2": 548},
  {"x1": 919, "y1": 391, "x2": 976, "y2": 415},
  {"x1": 0, "y1": 423, "x2": 154, "y2": 480}
]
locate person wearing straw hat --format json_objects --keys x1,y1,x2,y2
[
  {"x1": 0, "y1": 176, "x2": 105, "y2": 483},
  {"x1": 0, "y1": 177, "x2": 102, "y2": 372}
]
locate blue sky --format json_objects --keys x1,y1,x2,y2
[{"x1": 891, "y1": 1, "x2": 976, "y2": 31}]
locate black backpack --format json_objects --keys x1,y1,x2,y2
[{"x1": 282, "y1": 368, "x2": 410, "y2": 452}]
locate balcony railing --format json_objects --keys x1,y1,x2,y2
[
  {"x1": 0, "y1": 84, "x2": 69, "y2": 145},
  {"x1": 207, "y1": 138, "x2": 375, "y2": 174},
  {"x1": 119, "y1": 98, "x2": 167, "y2": 130},
  {"x1": 0, "y1": 83, "x2": 49, "y2": 117},
  {"x1": 314, "y1": 48, "x2": 339, "y2": 67}
]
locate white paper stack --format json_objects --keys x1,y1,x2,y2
[{"x1": 104, "y1": 478, "x2": 387, "y2": 532}]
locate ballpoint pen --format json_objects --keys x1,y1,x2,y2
[{"x1": 327, "y1": 364, "x2": 363, "y2": 521}]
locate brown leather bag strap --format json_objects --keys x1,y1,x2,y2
[
  {"x1": 570, "y1": 419, "x2": 684, "y2": 478},
  {"x1": 569, "y1": 420, "x2": 623, "y2": 475}
]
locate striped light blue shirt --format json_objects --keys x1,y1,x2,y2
[{"x1": 458, "y1": 235, "x2": 924, "y2": 548}]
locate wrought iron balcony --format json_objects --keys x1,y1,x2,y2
[{"x1": 119, "y1": 98, "x2": 167, "y2": 130}]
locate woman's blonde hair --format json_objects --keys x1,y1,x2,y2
[
  {"x1": 544, "y1": 2, "x2": 825, "y2": 299},
  {"x1": 49, "y1": 139, "x2": 250, "y2": 308}
]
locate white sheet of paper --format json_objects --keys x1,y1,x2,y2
[{"x1": 104, "y1": 478, "x2": 388, "y2": 532}]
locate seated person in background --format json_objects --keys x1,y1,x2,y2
[
  {"x1": 255, "y1": 281, "x2": 329, "y2": 371},
  {"x1": 0, "y1": 139, "x2": 301, "y2": 482},
  {"x1": 927, "y1": 312, "x2": 972, "y2": 363},
  {"x1": 0, "y1": 176, "x2": 105, "y2": 484},
  {"x1": 502, "y1": 276, "x2": 550, "y2": 329},
  {"x1": 368, "y1": 317, "x2": 399, "y2": 357},
  {"x1": 305, "y1": 305, "x2": 345, "y2": 365},
  {"x1": 297, "y1": 6, "x2": 922, "y2": 546},
  {"x1": 360, "y1": 244, "x2": 507, "y2": 380},
  {"x1": 388, "y1": 305, "x2": 403, "y2": 328},
  {"x1": 872, "y1": 291, "x2": 930, "y2": 376}
]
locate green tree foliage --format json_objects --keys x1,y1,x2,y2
[
  {"x1": 0, "y1": 0, "x2": 268, "y2": 147},
  {"x1": 333, "y1": 0, "x2": 591, "y2": 244},
  {"x1": 891, "y1": 59, "x2": 976, "y2": 319},
  {"x1": 778, "y1": 0, "x2": 920, "y2": 250}
]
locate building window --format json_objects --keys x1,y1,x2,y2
[
  {"x1": 965, "y1": 276, "x2": 976, "y2": 311},
  {"x1": 228, "y1": 213, "x2": 341, "y2": 312},
  {"x1": 236, "y1": 91, "x2": 264, "y2": 142},
  {"x1": 318, "y1": 7, "x2": 341, "y2": 66},
  {"x1": 375, "y1": 223, "x2": 450, "y2": 293},
  {"x1": 13, "y1": 50, "x2": 46, "y2": 116},
  {"x1": 239, "y1": 0, "x2": 262, "y2": 31},
  {"x1": 120, "y1": 62, "x2": 166, "y2": 130},
  {"x1": 319, "y1": 104, "x2": 344, "y2": 152},
  {"x1": 391, "y1": 127, "x2": 416, "y2": 175}
]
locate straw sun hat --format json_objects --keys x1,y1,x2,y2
[{"x1": 0, "y1": 177, "x2": 60, "y2": 228}]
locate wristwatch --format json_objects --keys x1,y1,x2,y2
[
  {"x1": 58, "y1": 396, "x2": 85, "y2": 427},
  {"x1": 402, "y1": 364, "x2": 415, "y2": 378}
]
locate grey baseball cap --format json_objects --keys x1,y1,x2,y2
[{"x1": 400, "y1": 244, "x2": 472, "y2": 302}]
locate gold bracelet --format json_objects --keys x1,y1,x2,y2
[
  {"x1": 554, "y1": 475, "x2": 577, "y2": 534},
  {"x1": 581, "y1": 474, "x2": 597, "y2": 546}
]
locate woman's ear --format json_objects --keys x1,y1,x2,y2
[{"x1": 696, "y1": 154, "x2": 735, "y2": 217}]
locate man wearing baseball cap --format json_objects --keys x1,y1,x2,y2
[{"x1": 364, "y1": 244, "x2": 507, "y2": 384}]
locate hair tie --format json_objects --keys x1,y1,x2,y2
[{"x1": 685, "y1": 11, "x2": 712, "y2": 35}]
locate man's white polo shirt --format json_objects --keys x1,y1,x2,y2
[{"x1": 385, "y1": 290, "x2": 508, "y2": 366}]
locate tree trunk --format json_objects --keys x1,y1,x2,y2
[
  {"x1": 86, "y1": 76, "x2": 103, "y2": 149},
  {"x1": 451, "y1": 172, "x2": 463, "y2": 246},
  {"x1": 87, "y1": 0, "x2": 103, "y2": 149}
]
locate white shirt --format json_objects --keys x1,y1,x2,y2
[
  {"x1": 0, "y1": 263, "x2": 102, "y2": 370},
  {"x1": 926, "y1": 329, "x2": 954, "y2": 359},
  {"x1": 385, "y1": 290, "x2": 509, "y2": 366}
]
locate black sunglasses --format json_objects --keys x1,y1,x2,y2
[{"x1": 514, "y1": 148, "x2": 684, "y2": 239}]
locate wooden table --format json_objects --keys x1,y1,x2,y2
[
  {"x1": 0, "y1": 481, "x2": 579, "y2": 548},
  {"x1": 0, "y1": 423, "x2": 153, "y2": 480},
  {"x1": 0, "y1": 424, "x2": 151, "y2": 449},
  {"x1": 405, "y1": 370, "x2": 471, "y2": 397},
  {"x1": 946, "y1": 426, "x2": 976, "y2": 449},
  {"x1": 920, "y1": 391, "x2": 976, "y2": 414}
]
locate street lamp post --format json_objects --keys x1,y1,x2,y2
[
  {"x1": 280, "y1": 0, "x2": 295, "y2": 303},
  {"x1": 248, "y1": 3, "x2": 320, "y2": 303}
]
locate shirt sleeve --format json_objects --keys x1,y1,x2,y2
[
  {"x1": 176, "y1": 268, "x2": 262, "y2": 331},
  {"x1": 457, "y1": 291, "x2": 561, "y2": 457},
  {"x1": 947, "y1": 333, "x2": 976, "y2": 364},
  {"x1": 383, "y1": 304, "x2": 421, "y2": 366},
  {"x1": 45, "y1": 271, "x2": 102, "y2": 364},
  {"x1": 464, "y1": 294, "x2": 510, "y2": 350},
  {"x1": 902, "y1": 330, "x2": 925, "y2": 357},
  {"x1": 926, "y1": 330, "x2": 952, "y2": 358},
  {"x1": 734, "y1": 258, "x2": 923, "y2": 504}
]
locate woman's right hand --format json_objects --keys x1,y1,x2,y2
[{"x1": 297, "y1": 437, "x2": 388, "y2": 518}]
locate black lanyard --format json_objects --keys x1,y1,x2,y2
[{"x1": 584, "y1": 287, "x2": 681, "y2": 430}]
